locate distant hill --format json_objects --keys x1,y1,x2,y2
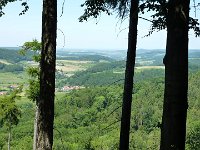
[
  {"x1": 0, "y1": 48, "x2": 33, "y2": 63},
  {"x1": 57, "y1": 54, "x2": 114, "y2": 62}
]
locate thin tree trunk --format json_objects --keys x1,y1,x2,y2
[
  {"x1": 7, "y1": 124, "x2": 11, "y2": 150},
  {"x1": 36, "y1": 0, "x2": 57, "y2": 149},
  {"x1": 33, "y1": 105, "x2": 38, "y2": 150},
  {"x1": 160, "y1": 1, "x2": 189, "y2": 149},
  {"x1": 119, "y1": 0, "x2": 139, "y2": 150}
]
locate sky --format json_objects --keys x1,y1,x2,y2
[{"x1": 0, "y1": 0, "x2": 199, "y2": 50}]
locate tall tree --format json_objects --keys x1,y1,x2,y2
[
  {"x1": 160, "y1": 0, "x2": 190, "y2": 149},
  {"x1": 20, "y1": 40, "x2": 41, "y2": 150},
  {"x1": 80, "y1": 1, "x2": 139, "y2": 149},
  {"x1": 36, "y1": 0, "x2": 57, "y2": 149},
  {"x1": 0, "y1": 87, "x2": 22, "y2": 150},
  {"x1": 119, "y1": 0, "x2": 139, "y2": 149}
]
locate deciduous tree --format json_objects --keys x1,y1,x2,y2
[
  {"x1": 160, "y1": 1, "x2": 190, "y2": 149},
  {"x1": 0, "y1": 86, "x2": 22, "y2": 150},
  {"x1": 36, "y1": 0, "x2": 57, "y2": 149}
]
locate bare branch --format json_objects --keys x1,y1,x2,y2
[
  {"x1": 106, "y1": 104, "x2": 122, "y2": 118},
  {"x1": 57, "y1": 28, "x2": 66, "y2": 48},
  {"x1": 139, "y1": 16, "x2": 153, "y2": 23},
  {"x1": 60, "y1": 0, "x2": 66, "y2": 17},
  {"x1": 102, "y1": 119, "x2": 121, "y2": 131}
]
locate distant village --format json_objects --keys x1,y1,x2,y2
[
  {"x1": 56, "y1": 85, "x2": 84, "y2": 92},
  {"x1": 1, "y1": 84, "x2": 84, "y2": 96},
  {"x1": 0, "y1": 84, "x2": 19, "y2": 95}
]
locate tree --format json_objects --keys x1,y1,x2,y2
[
  {"x1": 138, "y1": 1, "x2": 200, "y2": 148},
  {"x1": 80, "y1": 1, "x2": 138, "y2": 149},
  {"x1": 0, "y1": 86, "x2": 22, "y2": 150},
  {"x1": 160, "y1": 1, "x2": 190, "y2": 149},
  {"x1": 20, "y1": 39, "x2": 41, "y2": 150},
  {"x1": 0, "y1": 0, "x2": 29, "y2": 17},
  {"x1": 119, "y1": 0, "x2": 139, "y2": 149},
  {"x1": 36, "y1": 0, "x2": 57, "y2": 149}
]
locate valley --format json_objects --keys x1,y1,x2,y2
[{"x1": 0, "y1": 48, "x2": 200, "y2": 149}]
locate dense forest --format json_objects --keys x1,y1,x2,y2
[{"x1": 0, "y1": 66, "x2": 200, "y2": 149}]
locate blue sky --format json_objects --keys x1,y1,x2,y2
[{"x1": 0, "y1": 0, "x2": 199, "y2": 50}]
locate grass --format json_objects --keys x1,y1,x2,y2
[
  {"x1": 56, "y1": 60, "x2": 95, "y2": 73},
  {"x1": 136, "y1": 66, "x2": 165, "y2": 70},
  {"x1": 0, "y1": 72, "x2": 28, "y2": 84}
]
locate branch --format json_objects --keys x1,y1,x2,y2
[
  {"x1": 138, "y1": 16, "x2": 153, "y2": 23},
  {"x1": 101, "y1": 119, "x2": 121, "y2": 131},
  {"x1": 57, "y1": 28, "x2": 66, "y2": 48},
  {"x1": 106, "y1": 104, "x2": 122, "y2": 119},
  {"x1": 60, "y1": 0, "x2": 66, "y2": 17}
]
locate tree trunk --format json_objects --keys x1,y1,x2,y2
[
  {"x1": 160, "y1": 1, "x2": 189, "y2": 149},
  {"x1": 36, "y1": 0, "x2": 57, "y2": 149},
  {"x1": 33, "y1": 105, "x2": 38, "y2": 150},
  {"x1": 7, "y1": 124, "x2": 11, "y2": 150},
  {"x1": 119, "y1": 0, "x2": 139, "y2": 150}
]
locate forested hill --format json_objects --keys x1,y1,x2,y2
[
  {"x1": 0, "y1": 48, "x2": 200, "y2": 149},
  {"x1": 0, "y1": 71, "x2": 199, "y2": 149},
  {"x1": 0, "y1": 48, "x2": 33, "y2": 63},
  {"x1": 57, "y1": 49, "x2": 200, "y2": 87}
]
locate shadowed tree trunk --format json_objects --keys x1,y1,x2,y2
[
  {"x1": 119, "y1": 0, "x2": 139, "y2": 149},
  {"x1": 36, "y1": 0, "x2": 57, "y2": 149},
  {"x1": 160, "y1": 0, "x2": 189, "y2": 149}
]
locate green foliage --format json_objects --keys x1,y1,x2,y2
[
  {"x1": 1, "y1": 47, "x2": 200, "y2": 149},
  {"x1": 63, "y1": 61, "x2": 164, "y2": 86},
  {"x1": 80, "y1": 0, "x2": 200, "y2": 36},
  {"x1": 0, "y1": 86, "x2": 22, "y2": 128},
  {"x1": 186, "y1": 121, "x2": 200, "y2": 150},
  {"x1": 20, "y1": 40, "x2": 41, "y2": 103},
  {"x1": 0, "y1": 71, "x2": 199, "y2": 149},
  {"x1": 79, "y1": 0, "x2": 112, "y2": 22},
  {"x1": 3, "y1": 64, "x2": 24, "y2": 72},
  {"x1": 19, "y1": 39, "x2": 41, "y2": 63},
  {"x1": 0, "y1": 0, "x2": 29, "y2": 17},
  {"x1": 0, "y1": 62, "x2": 24, "y2": 73},
  {"x1": 0, "y1": 62, "x2": 5, "y2": 69},
  {"x1": 139, "y1": 0, "x2": 200, "y2": 37},
  {"x1": 79, "y1": 0, "x2": 132, "y2": 22}
]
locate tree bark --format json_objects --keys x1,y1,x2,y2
[
  {"x1": 160, "y1": 1, "x2": 189, "y2": 149},
  {"x1": 119, "y1": 0, "x2": 139, "y2": 150},
  {"x1": 36, "y1": 0, "x2": 57, "y2": 149},
  {"x1": 33, "y1": 105, "x2": 38, "y2": 150}
]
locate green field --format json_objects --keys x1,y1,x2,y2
[{"x1": 0, "y1": 72, "x2": 28, "y2": 87}]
